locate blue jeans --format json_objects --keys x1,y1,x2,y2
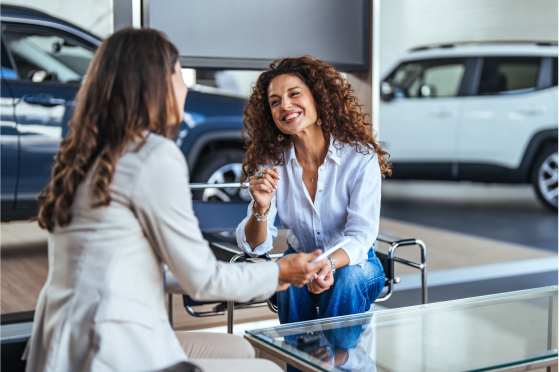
[{"x1": 273, "y1": 245, "x2": 385, "y2": 324}]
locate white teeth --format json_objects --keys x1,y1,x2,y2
[{"x1": 285, "y1": 112, "x2": 300, "y2": 120}]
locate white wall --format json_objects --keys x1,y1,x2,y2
[
  {"x1": 379, "y1": 0, "x2": 558, "y2": 75},
  {"x1": 5, "y1": 0, "x2": 113, "y2": 38}
]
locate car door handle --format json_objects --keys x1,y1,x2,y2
[
  {"x1": 517, "y1": 106, "x2": 546, "y2": 116},
  {"x1": 429, "y1": 108, "x2": 455, "y2": 118},
  {"x1": 22, "y1": 95, "x2": 66, "y2": 107}
]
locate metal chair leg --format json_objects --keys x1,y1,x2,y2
[
  {"x1": 227, "y1": 252, "x2": 246, "y2": 333},
  {"x1": 168, "y1": 293, "x2": 174, "y2": 327},
  {"x1": 227, "y1": 300, "x2": 234, "y2": 333}
]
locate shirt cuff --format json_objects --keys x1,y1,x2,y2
[
  {"x1": 337, "y1": 237, "x2": 369, "y2": 266},
  {"x1": 236, "y1": 216, "x2": 277, "y2": 257},
  {"x1": 275, "y1": 261, "x2": 281, "y2": 283}
]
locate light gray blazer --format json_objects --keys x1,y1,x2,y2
[{"x1": 23, "y1": 134, "x2": 279, "y2": 372}]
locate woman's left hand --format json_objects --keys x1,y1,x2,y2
[
  {"x1": 307, "y1": 259, "x2": 334, "y2": 294},
  {"x1": 276, "y1": 282, "x2": 291, "y2": 292}
]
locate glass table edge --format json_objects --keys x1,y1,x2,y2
[
  {"x1": 246, "y1": 330, "x2": 558, "y2": 372},
  {"x1": 245, "y1": 333, "x2": 332, "y2": 372},
  {"x1": 245, "y1": 286, "x2": 558, "y2": 371},
  {"x1": 465, "y1": 353, "x2": 558, "y2": 372},
  {"x1": 246, "y1": 285, "x2": 558, "y2": 335}
]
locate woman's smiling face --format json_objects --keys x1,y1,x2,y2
[{"x1": 268, "y1": 74, "x2": 318, "y2": 136}]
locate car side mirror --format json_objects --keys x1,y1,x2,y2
[
  {"x1": 28, "y1": 69, "x2": 48, "y2": 83},
  {"x1": 419, "y1": 84, "x2": 436, "y2": 98},
  {"x1": 380, "y1": 81, "x2": 395, "y2": 102}
]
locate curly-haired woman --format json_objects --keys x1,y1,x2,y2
[{"x1": 236, "y1": 56, "x2": 392, "y2": 324}]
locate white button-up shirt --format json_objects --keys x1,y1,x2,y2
[{"x1": 236, "y1": 138, "x2": 382, "y2": 266}]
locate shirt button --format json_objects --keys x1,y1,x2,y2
[
  {"x1": 319, "y1": 189, "x2": 323, "y2": 192},
  {"x1": 320, "y1": 166, "x2": 324, "y2": 171},
  {"x1": 317, "y1": 232, "x2": 321, "y2": 235}
]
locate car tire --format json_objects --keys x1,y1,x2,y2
[
  {"x1": 531, "y1": 144, "x2": 558, "y2": 211},
  {"x1": 192, "y1": 149, "x2": 251, "y2": 202}
]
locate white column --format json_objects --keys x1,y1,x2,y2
[{"x1": 372, "y1": 0, "x2": 382, "y2": 138}]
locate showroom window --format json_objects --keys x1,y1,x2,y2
[
  {"x1": 477, "y1": 57, "x2": 541, "y2": 95},
  {"x1": 3, "y1": 27, "x2": 95, "y2": 84},
  {"x1": 386, "y1": 58, "x2": 467, "y2": 98}
]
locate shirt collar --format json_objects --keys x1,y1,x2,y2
[
  {"x1": 326, "y1": 136, "x2": 341, "y2": 165},
  {"x1": 285, "y1": 136, "x2": 341, "y2": 166}
]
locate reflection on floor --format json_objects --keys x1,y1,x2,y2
[{"x1": 381, "y1": 181, "x2": 558, "y2": 251}]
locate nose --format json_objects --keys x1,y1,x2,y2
[{"x1": 282, "y1": 97, "x2": 292, "y2": 111}]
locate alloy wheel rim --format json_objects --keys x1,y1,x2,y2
[
  {"x1": 202, "y1": 163, "x2": 251, "y2": 201},
  {"x1": 538, "y1": 151, "x2": 558, "y2": 207}
]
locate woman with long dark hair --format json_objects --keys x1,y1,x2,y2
[
  {"x1": 24, "y1": 29, "x2": 322, "y2": 372},
  {"x1": 236, "y1": 56, "x2": 391, "y2": 325}
]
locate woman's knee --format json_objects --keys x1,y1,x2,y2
[
  {"x1": 174, "y1": 332, "x2": 255, "y2": 359},
  {"x1": 330, "y1": 263, "x2": 385, "y2": 306},
  {"x1": 333, "y1": 265, "x2": 366, "y2": 292},
  {"x1": 191, "y1": 359, "x2": 283, "y2": 372},
  {"x1": 366, "y1": 255, "x2": 386, "y2": 281}
]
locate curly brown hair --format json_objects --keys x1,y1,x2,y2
[
  {"x1": 241, "y1": 56, "x2": 391, "y2": 183},
  {"x1": 37, "y1": 28, "x2": 181, "y2": 231}
]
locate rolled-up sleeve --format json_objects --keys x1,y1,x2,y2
[
  {"x1": 132, "y1": 141, "x2": 279, "y2": 303},
  {"x1": 340, "y1": 153, "x2": 381, "y2": 266},
  {"x1": 236, "y1": 193, "x2": 278, "y2": 257}
]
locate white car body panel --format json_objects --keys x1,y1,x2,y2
[
  {"x1": 457, "y1": 87, "x2": 556, "y2": 168},
  {"x1": 380, "y1": 97, "x2": 461, "y2": 162}
]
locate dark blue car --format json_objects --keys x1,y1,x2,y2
[{"x1": 1, "y1": 5, "x2": 251, "y2": 221}]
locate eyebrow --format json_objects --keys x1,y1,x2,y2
[{"x1": 268, "y1": 86, "x2": 302, "y2": 99}]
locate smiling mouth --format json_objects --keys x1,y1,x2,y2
[{"x1": 283, "y1": 112, "x2": 301, "y2": 122}]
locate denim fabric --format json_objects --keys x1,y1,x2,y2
[
  {"x1": 284, "y1": 325, "x2": 376, "y2": 372},
  {"x1": 273, "y1": 245, "x2": 385, "y2": 324}
]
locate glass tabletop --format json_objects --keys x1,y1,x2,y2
[{"x1": 246, "y1": 286, "x2": 558, "y2": 372}]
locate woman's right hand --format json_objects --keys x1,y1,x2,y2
[
  {"x1": 277, "y1": 250, "x2": 326, "y2": 287},
  {"x1": 249, "y1": 168, "x2": 280, "y2": 212}
]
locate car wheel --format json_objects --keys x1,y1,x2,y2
[
  {"x1": 192, "y1": 149, "x2": 251, "y2": 202},
  {"x1": 531, "y1": 144, "x2": 558, "y2": 211}
]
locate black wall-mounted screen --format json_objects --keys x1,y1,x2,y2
[{"x1": 147, "y1": 0, "x2": 370, "y2": 71}]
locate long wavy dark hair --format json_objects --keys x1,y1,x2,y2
[
  {"x1": 37, "y1": 28, "x2": 181, "y2": 231},
  {"x1": 240, "y1": 56, "x2": 391, "y2": 184}
]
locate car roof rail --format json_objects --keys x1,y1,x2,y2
[{"x1": 410, "y1": 40, "x2": 558, "y2": 52}]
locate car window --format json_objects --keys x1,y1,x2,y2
[
  {"x1": 552, "y1": 57, "x2": 558, "y2": 87},
  {"x1": 3, "y1": 27, "x2": 95, "y2": 84},
  {"x1": 478, "y1": 57, "x2": 541, "y2": 95},
  {"x1": 386, "y1": 58, "x2": 467, "y2": 98}
]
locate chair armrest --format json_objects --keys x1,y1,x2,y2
[
  {"x1": 209, "y1": 241, "x2": 244, "y2": 262},
  {"x1": 375, "y1": 235, "x2": 428, "y2": 304},
  {"x1": 375, "y1": 251, "x2": 394, "y2": 281}
]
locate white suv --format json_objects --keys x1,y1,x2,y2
[{"x1": 379, "y1": 43, "x2": 558, "y2": 210}]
